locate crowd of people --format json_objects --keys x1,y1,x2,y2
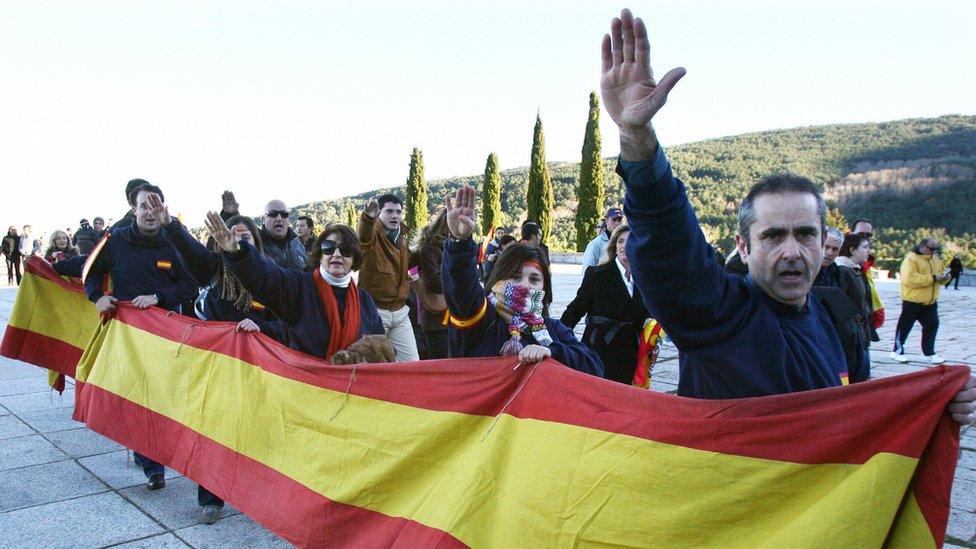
[{"x1": 10, "y1": 7, "x2": 975, "y2": 530}]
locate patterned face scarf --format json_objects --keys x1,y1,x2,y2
[{"x1": 487, "y1": 279, "x2": 552, "y2": 356}]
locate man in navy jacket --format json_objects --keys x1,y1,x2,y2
[
  {"x1": 599, "y1": 9, "x2": 975, "y2": 424},
  {"x1": 83, "y1": 182, "x2": 198, "y2": 490}
]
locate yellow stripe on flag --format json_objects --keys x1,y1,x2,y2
[{"x1": 9, "y1": 271, "x2": 100, "y2": 350}]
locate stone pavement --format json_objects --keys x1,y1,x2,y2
[{"x1": 1, "y1": 273, "x2": 975, "y2": 548}]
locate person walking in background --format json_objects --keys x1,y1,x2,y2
[
  {"x1": 849, "y1": 218, "x2": 884, "y2": 340},
  {"x1": 890, "y1": 238, "x2": 949, "y2": 364},
  {"x1": 581, "y1": 207, "x2": 624, "y2": 271},
  {"x1": 358, "y1": 194, "x2": 420, "y2": 362},
  {"x1": 481, "y1": 235, "x2": 516, "y2": 282},
  {"x1": 2, "y1": 227, "x2": 22, "y2": 285},
  {"x1": 561, "y1": 224, "x2": 650, "y2": 384},
  {"x1": 946, "y1": 256, "x2": 963, "y2": 290},
  {"x1": 73, "y1": 218, "x2": 102, "y2": 255},
  {"x1": 43, "y1": 230, "x2": 80, "y2": 264}
]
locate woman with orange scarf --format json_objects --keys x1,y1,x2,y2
[{"x1": 206, "y1": 213, "x2": 384, "y2": 360}]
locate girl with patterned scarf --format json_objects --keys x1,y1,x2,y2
[{"x1": 440, "y1": 185, "x2": 604, "y2": 376}]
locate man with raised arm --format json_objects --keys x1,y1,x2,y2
[{"x1": 601, "y1": 9, "x2": 974, "y2": 423}]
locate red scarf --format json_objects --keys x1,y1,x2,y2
[{"x1": 313, "y1": 269, "x2": 362, "y2": 360}]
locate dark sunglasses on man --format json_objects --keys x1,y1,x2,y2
[
  {"x1": 855, "y1": 231, "x2": 873, "y2": 239},
  {"x1": 266, "y1": 210, "x2": 290, "y2": 219},
  {"x1": 321, "y1": 241, "x2": 355, "y2": 258}
]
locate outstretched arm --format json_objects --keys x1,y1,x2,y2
[
  {"x1": 206, "y1": 211, "x2": 306, "y2": 321},
  {"x1": 603, "y1": 9, "x2": 746, "y2": 348},
  {"x1": 442, "y1": 186, "x2": 486, "y2": 320}
]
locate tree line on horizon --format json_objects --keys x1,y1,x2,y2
[{"x1": 224, "y1": 111, "x2": 976, "y2": 268}]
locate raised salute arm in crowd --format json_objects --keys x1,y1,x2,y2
[
  {"x1": 442, "y1": 185, "x2": 604, "y2": 374},
  {"x1": 600, "y1": 8, "x2": 974, "y2": 421}
]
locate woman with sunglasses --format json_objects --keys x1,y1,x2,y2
[
  {"x1": 440, "y1": 186, "x2": 603, "y2": 375},
  {"x1": 206, "y1": 213, "x2": 384, "y2": 361}
]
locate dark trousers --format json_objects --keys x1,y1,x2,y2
[
  {"x1": 133, "y1": 452, "x2": 165, "y2": 478},
  {"x1": 198, "y1": 485, "x2": 224, "y2": 508},
  {"x1": 424, "y1": 328, "x2": 449, "y2": 359},
  {"x1": 893, "y1": 301, "x2": 939, "y2": 356},
  {"x1": 5, "y1": 255, "x2": 22, "y2": 285},
  {"x1": 945, "y1": 273, "x2": 961, "y2": 290}
]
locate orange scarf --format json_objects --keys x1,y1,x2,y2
[{"x1": 313, "y1": 269, "x2": 362, "y2": 360}]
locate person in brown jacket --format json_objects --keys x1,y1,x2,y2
[{"x1": 358, "y1": 193, "x2": 420, "y2": 361}]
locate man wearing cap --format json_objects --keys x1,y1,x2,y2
[
  {"x1": 73, "y1": 218, "x2": 102, "y2": 255},
  {"x1": 581, "y1": 207, "x2": 624, "y2": 271}
]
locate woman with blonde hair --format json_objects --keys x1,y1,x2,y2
[
  {"x1": 44, "y1": 230, "x2": 80, "y2": 264},
  {"x1": 561, "y1": 224, "x2": 651, "y2": 384}
]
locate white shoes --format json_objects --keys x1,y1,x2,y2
[
  {"x1": 888, "y1": 352, "x2": 946, "y2": 364},
  {"x1": 889, "y1": 352, "x2": 909, "y2": 363}
]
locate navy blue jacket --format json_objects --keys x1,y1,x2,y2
[
  {"x1": 161, "y1": 220, "x2": 284, "y2": 336},
  {"x1": 223, "y1": 241, "x2": 384, "y2": 360},
  {"x1": 53, "y1": 254, "x2": 87, "y2": 278},
  {"x1": 442, "y1": 237, "x2": 604, "y2": 377},
  {"x1": 621, "y1": 147, "x2": 846, "y2": 399},
  {"x1": 83, "y1": 225, "x2": 198, "y2": 312}
]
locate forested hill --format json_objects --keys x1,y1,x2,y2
[{"x1": 293, "y1": 115, "x2": 976, "y2": 267}]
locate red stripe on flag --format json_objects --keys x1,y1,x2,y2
[
  {"x1": 0, "y1": 325, "x2": 81, "y2": 378},
  {"x1": 73, "y1": 382, "x2": 466, "y2": 549},
  {"x1": 111, "y1": 307, "x2": 968, "y2": 466}
]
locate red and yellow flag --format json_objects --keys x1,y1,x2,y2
[
  {"x1": 1, "y1": 257, "x2": 100, "y2": 382},
  {"x1": 632, "y1": 318, "x2": 664, "y2": 388},
  {"x1": 2, "y1": 258, "x2": 969, "y2": 548}
]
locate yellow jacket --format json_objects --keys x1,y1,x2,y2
[{"x1": 899, "y1": 251, "x2": 944, "y2": 305}]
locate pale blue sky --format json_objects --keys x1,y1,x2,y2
[{"x1": 2, "y1": 0, "x2": 973, "y2": 234}]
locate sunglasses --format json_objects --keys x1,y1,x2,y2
[
  {"x1": 321, "y1": 241, "x2": 355, "y2": 258},
  {"x1": 856, "y1": 231, "x2": 873, "y2": 238},
  {"x1": 266, "y1": 210, "x2": 290, "y2": 219}
]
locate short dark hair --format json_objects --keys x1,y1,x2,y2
[
  {"x1": 849, "y1": 218, "x2": 872, "y2": 233},
  {"x1": 297, "y1": 215, "x2": 315, "y2": 231},
  {"x1": 126, "y1": 179, "x2": 150, "y2": 205},
  {"x1": 498, "y1": 235, "x2": 517, "y2": 248},
  {"x1": 738, "y1": 174, "x2": 826, "y2": 249},
  {"x1": 839, "y1": 233, "x2": 869, "y2": 257},
  {"x1": 128, "y1": 182, "x2": 164, "y2": 206},
  {"x1": 376, "y1": 194, "x2": 403, "y2": 210},
  {"x1": 484, "y1": 242, "x2": 553, "y2": 316},
  {"x1": 520, "y1": 223, "x2": 541, "y2": 241},
  {"x1": 307, "y1": 224, "x2": 364, "y2": 271}
]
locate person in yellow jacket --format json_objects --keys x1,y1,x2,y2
[{"x1": 890, "y1": 238, "x2": 950, "y2": 364}]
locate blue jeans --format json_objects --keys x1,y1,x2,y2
[{"x1": 133, "y1": 452, "x2": 164, "y2": 478}]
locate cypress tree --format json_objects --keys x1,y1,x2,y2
[
  {"x1": 481, "y1": 153, "x2": 502, "y2": 235},
  {"x1": 346, "y1": 203, "x2": 357, "y2": 227},
  {"x1": 575, "y1": 92, "x2": 605, "y2": 251},
  {"x1": 404, "y1": 147, "x2": 428, "y2": 235},
  {"x1": 526, "y1": 113, "x2": 554, "y2": 243}
]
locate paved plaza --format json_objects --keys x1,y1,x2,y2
[{"x1": 1, "y1": 270, "x2": 975, "y2": 547}]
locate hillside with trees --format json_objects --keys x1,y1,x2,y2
[{"x1": 287, "y1": 114, "x2": 976, "y2": 268}]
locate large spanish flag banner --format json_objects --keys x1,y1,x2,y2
[
  {"x1": 0, "y1": 257, "x2": 99, "y2": 380},
  {"x1": 2, "y1": 258, "x2": 969, "y2": 547}
]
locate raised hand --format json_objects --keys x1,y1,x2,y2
[
  {"x1": 364, "y1": 199, "x2": 379, "y2": 219},
  {"x1": 204, "y1": 211, "x2": 240, "y2": 252},
  {"x1": 445, "y1": 186, "x2": 476, "y2": 240},
  {"x1": 221, "y1": 190, "x2": 240, "y2": 216},
  {"x1": 145, "y1": 194, "x2": 172, "y2": 226},
  {"x1": 600, "y1": 9, "x2": 685, "y2": 131}
]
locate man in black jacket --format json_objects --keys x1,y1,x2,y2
[{"x1": 259, "y1": 199, "x2": 307, "y2": 270}]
